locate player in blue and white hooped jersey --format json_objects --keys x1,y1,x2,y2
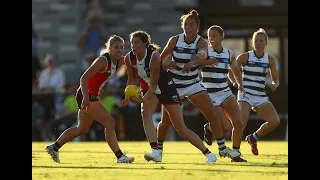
[
  {"x1": 231, "y1": 28, "x2": 280, "y2": 156},
  {"x1": 201, "y1": 25, "x2": 247, "y2": 162},
  {"x1": 157, "y1": 10, "x2": 240, "y2": 161}
]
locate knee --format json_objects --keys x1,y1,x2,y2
[
  {"x1": 104, "y1": 120, "x2": 115, "y2": 130},
  {"x1": 77, "y1": 126, "x2": 90, "y2": 135},
  {"x1": 158, "y1": 120, "x2": 171, "y2": 129},
  {"x1": 270, "y1": 118, "x2": 280, "y2": 128},
  {"x1": 224, "y1": 123, "x2": 233, "y2": 134},
  {"x1": 241, "y1": 115, "x2": 250, "y2": 126},
  {"x1": 206, "y1": 110, "x2": 219, "y2": 123}
]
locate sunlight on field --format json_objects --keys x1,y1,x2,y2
[{"x1": 32, "y1": 141, "x2": 288, "y2": 180}]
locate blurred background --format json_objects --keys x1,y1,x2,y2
[{"x1": 32, "y1": 0, "x2": 288, "y2": 142}]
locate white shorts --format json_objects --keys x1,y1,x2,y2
[
  {"x1": 208, "y1": 90, "x2": 234, "y2": 107},
  {"x1": 237, "y1": 92, "x2": 270, "y2": 110},
  {"x1": 177, "y1": 82, "x2": 206, "y2": 99}
]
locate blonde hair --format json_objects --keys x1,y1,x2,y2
[
  {"x1": 252, "y1": 28, "x2": 268, "y2": 42},
  {"x1": 100, "y1": 35, "x2": 124, "y2": 55}
]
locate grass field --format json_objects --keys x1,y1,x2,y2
[{"x1": 32, "y1": 141, "x2": 288, "y2": 180}]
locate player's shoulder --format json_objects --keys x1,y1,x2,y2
[
  {"x1": 169, "y1": 35, "x2": 179, "y2": 41},
  {"x1": 199, "y1": 35, "x2": 207, "y2": 41},
  {"x1": 267, "y1": 53, "x2": 275, "y2": 61},
  {"x1": 151, "y1": 50, "x2": 160, "y2": 57},
  {"x1": 197, "y1": 36, "x2": 208, "y2": 48},
  {"x1": 224, "y1": 48, "x2": 234, "y2": 54},
  {"x1": 225, "y1": 49, "x2": 235, "y2": 59},
  {"x1": 238, "y1": 51, "x2": 250, "y2": 58}
]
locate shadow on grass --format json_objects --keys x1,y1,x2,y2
[
  {"x1": 32, "y1": 150, "x2": 288, "y2": 157},
  {"x1": 32, "y1": 163, "x2": 287, "y2": 174}
]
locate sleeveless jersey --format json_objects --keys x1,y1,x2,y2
[
  {"x1": 242, "y1": 50, "x2": 270, "y2": 97},
  {"x1": 201, "y1": 47, "x2": 232, "y2": 93},
  {"x1": 88, "y1": 52, "x2": 119, "y2": 96},
  {"x1": 129, "y1": 52, "x2": 150, "y2": 92},
  {"x1": 170, "y1": 33, "x2": 201, "y2": 89},
  {"x1": 129, "y1": 48, "x2": 161, "y2": 94}
]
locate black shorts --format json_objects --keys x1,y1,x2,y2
[
  {"x1": 142, "y1": 87, "x2": 181, "y2": 105},
  {"x1": 141, "y1": 69, "x2": 181, "y2": 105},
  {"x1": 76, "y1": 89, "x2": 99, "y2": 109}
]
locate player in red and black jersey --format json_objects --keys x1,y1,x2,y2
[{"x1": 45, "y1": 35, "x2": 134, "y2": 164}]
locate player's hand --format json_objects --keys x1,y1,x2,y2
[
  {"x1": 120, "y1": 99, "x2": 129, "y2": 108},
  {"x1": 81, "y1": 97, "x2": 90, "y2": 113},
  {"x1": 268, "y1": 83, "x2": 278, "y2": 92},
  {"x1": 130, "y1": 96, "x2": 143, "y2": 104},
  {"x1": 182, "y1": 61, "x2": 194, "y2": 73},
  {"x1": 208, "y1": 57, "x2": 218, "y2": 66},
  {"x1": 164, "y1": 61, "x2": 177, "y2": 69}
]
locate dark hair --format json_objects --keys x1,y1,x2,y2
[
  {"x1": 207, "y1": 25, "x2": 225, "y2": 39},
  {"x1": 180, "y1": 9, "x2": 200, "y2": 30},
  {"x1": 129, "y1": 30, "x2": 160, "y2": 51}
]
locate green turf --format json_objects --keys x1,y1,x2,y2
[{"x1": 32, "y1": 141, "x2": 288, "y2": 180}]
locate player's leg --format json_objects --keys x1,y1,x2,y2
[
  {"x1": 163, "y1": 104, "x2": 217, "y2": 163},
  {"x1": 140, "y1": 94, "x2": 162, "y2": 162},
  {"x1": 221, "y1": 95, "x2": 243, "y2": 150},
  {"x1": 45, "y1": 92, "x2": 95, "y2": 163},
  {"x1": 238, "y1": 97, "x2": 255, "y2": 155},
  {"x1": 156, "y1": 105, "x2": 172, "y2": 154},
  {"x1": 255, "y1": 103, "x2": 280, "y2": 137},
  {"x1": 204, "y1": 108, "x2": 232, "y2": 145},
  {"x1": 204, "y1": 92, "x2": 233, "y2": 145},
  {"x1": 90, "y1": 101, "x2": 134, "y2": 163},
  {"x1": 45, "y1": 109, "x2": 94, "y2": 163},
  {"x1": 188, "y1": 90, "x2": 239, "y2": 159},
  {"x1": 221, "y1": 95, "x2": 247, "y2": 162},
  {"x1": 246, "y1": 102, "x2": 280, "y2": 155}
]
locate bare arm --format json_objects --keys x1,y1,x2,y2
[
  {"x1": 80, "y1": 57, "x2": 107, "y2": 98},
  {"x1": 229, "y1": 50, "x2": 243, "y2": 87},
  {"x1": 119, "y1": 54, "x2": 139, "y2": 106},
  {"x1": 236, "y1": 52, "x2": 248, "y2": 75},
  {"x1": 198, "y1": 62, "x2": 205, "y2": 69},
  {"x1": 229, "y1": 52, "x2": 248, "y2": 87},
  {"x1": 268, "y1": 55, "x2": 279, "y2": 91},
  {"x1": 191, "y1": 38, "x2": 208, "y2": 65},
  {"x1": 181, "y1": 38, "x2": 209, "y2": 73},
  {"x1": 161, "y1": 36, "x2": 177, "y2": 63},
  {"x1": 124, "y1": 54, "x2": 137, "y2": 86},
  {"x1": 143, "y1": 51, "x2": 161, "y2": 101},
  {"x1": 160, "y1": 36, "x2": 178, "y2": 67},
  {"x1": 227, "y1": 70, "x2": 236, "y2": 85}
]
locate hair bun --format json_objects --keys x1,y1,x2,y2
[{"x1": 190, "y1": 9, "x2": 198, "y2": 16}]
